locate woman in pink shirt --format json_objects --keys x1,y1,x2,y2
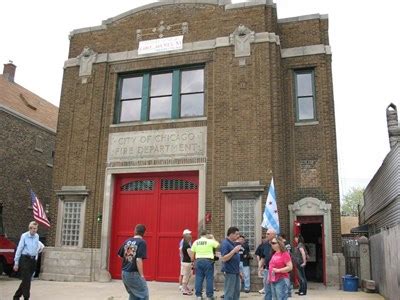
[{"x1": 268, "y1": 236, "x2": 293, "y2": 300}]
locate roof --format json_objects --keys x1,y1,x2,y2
[{"x1": 0, "y1": 74, "x2": 58, "y2": 131}]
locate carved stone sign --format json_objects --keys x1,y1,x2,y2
[{"x1": 107, "y1": 127, "x2": 207, "y2": 162}]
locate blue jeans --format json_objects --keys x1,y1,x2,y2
[
  {"x1": 195, "y1": 259, "x2": 214, "y2": 298},
  {"x1": 271, "y1": 278, "x2": 288, "y2": 300},
  {"x1": 239, "y1": 262, "x2": 250, "y2": 291},
  {"x1": 122, "y1": 271, "x2": 149, "y2": 300},
  {"x1": 296, "y1": 264, "x2": 307, "y2": 294},
  {"x1": 224, "y1": 273, "x2": 241, "y2": 300},
  {"x1": 263, "y1": 269, "x2": 272, "y2": 300},
  {"x1": 286, "y1": 277, "x2": 292, "y2": 297}
]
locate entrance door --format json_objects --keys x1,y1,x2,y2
[
  {"x1": 296, "y1": 216, "x2": 325, "y2": 285},
  {"x1": 109, "y1": 171, "x2": 199, "y2": 281}
]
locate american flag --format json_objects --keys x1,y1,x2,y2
[{"x1": 30, "y1": 189, "x2": 50, "y2": 228}]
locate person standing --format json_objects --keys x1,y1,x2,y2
[
  {"x1": 268, "y1": 237, "x2": 293, "y2": 300},
  {"x1": 220, "y1": 227, "x2": 242, "y2": 300},
  {"x1": 179, "y1": 229, "x2": 192, "y2": 292},
  {"x1": 191, "y1": 230, "x2": 219, "y2": 300},
  {"x1": 180, "y1": 231, "x2": 193, "y2": 295},
  {"x1": 293, "y1": 235, "x2": 307, "y2": 296},
  {"x1": 255, "y1": 236, "x2": 267, "y2": 294},
  {"x1": 280, "y1": 234, "x2": 292, "y2": 298},
  {"x1": 258, "y1": 229, "x2": 276, "y2": 300},
  {"x1": 237, "y1": 235, "x2": 251, "y2": 293},
  {"x1": 118, "y1": 224, "x2": 149, "y2": 300},
  {"x1": 13, "y1": 221, "x2": 40, "y2": 300}
]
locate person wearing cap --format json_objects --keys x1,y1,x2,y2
[
  {"x1": 180, "y1": 229, "x2": 193, "y2": 295},
  {"x1": 191, "y1": 230, "x2": 219, "y2": 300},
  {"x1": 179, "y1": 229, "x2": 192, "y2": 292}
]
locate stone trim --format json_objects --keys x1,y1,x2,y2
[
  {"x1": 294, "y1": 121, "x2": 319, "y2": 126},
  {"x1": 110, "y1": 116, "x2": 207, "y2": 127},
  {"x1": 278, "y1": 13, "x2": 328, "y2": 24},
  {"x1": 0, "y1": 104, "x2": 56, "y2": 134},
  {"x1": 221, "y1": 181, "x2": 265, "y2": 249},
  {"x1": 64, "y1": 32, "x2": 281, "y2": 69},
  {"x1": 281, "y1": 44, "x2": 331, "y2": 58},
  {"x1": 55, "y1": 186, "x2": 90, "y2": 248},
  {"x1": 98, "y1": 163, "x2": 206, "y2": 281}
]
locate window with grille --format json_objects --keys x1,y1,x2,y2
[
  {"x1": 161, "y1": 179, "x2": 198, "y2": 190},
  {"x1": 231, "y1": 199, "x2": 256, "y2": 250},
  {"x1": 294, "y1": 69, "x2": 316, "y2": 121},
  {"x1": 121, "y1": 180, "x2": 155, "y2": 191},
  {"x1": 115, "y1": 66, "x2": 204, "y2": 123},
  {"x1": 61, "y1": 202, "x2": 82, "y2": 247}
]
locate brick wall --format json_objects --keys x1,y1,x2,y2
[
  {"x1": 0, "y1": 111, "x2": 55, "y2": 243},
  {"x1": 50, "y1": 2, "x2": 341, "y2": 253}
]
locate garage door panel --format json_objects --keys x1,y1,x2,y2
[
  {"x1": 110, "y1": 172, "x2": 199, "y2": 282},
  {"x1": 156, "y1": 236, "x2": 181, "y2": 281},
  {"x1": 159, "y1": 193, "x2": 198, "y2": 232},
  {"x1": 117, "y1": 193, "x2": 156, "y2": 232}
]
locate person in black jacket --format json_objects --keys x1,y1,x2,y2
[{"x1": 237, "y1": 235, "x2": 252, "y2": 293}]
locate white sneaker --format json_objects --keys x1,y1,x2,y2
[
  {"x1": 179, "y1": 285, "x2": 183, "y2": 292},
  {"x1": 258, "y1": 288, "x2": 265, "y2": 294}
]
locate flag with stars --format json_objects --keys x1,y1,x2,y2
[
  {"x1": 261, "y1": 177, "x2": 280, "y2": 233},
  {"x1": 30, "y1": 189, "x2": 51, "y2": 228}
]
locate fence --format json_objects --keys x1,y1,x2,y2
[
  {"x1": 342, "y1": 237, "x2": 360, "y2": 279},
  {"x1": 370, "y1": 224, "x2": 400, "y2": 300}
]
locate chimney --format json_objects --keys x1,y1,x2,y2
[
  {"x1": 3, "y1": 61, "x2": 16, "y2": 82},
  {"x1": 386, "y1": 103, "x2": 400, "y2": 149}
]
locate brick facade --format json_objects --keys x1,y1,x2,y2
[
  {"x1": 45, "y1": 0, "x2": 342, "y2": 283},
  {"x1": 0, "y1": 110, "x2": 55, "y2": 242}
]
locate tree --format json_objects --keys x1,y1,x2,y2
[{"x1": 341, "y1": 187, "x2": 365, "y2": 216}]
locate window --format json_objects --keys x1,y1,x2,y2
[
  {"x1": 35, "y1": 135, "x2": 43, "y2": 152},
  {"x1": 61, "y1": 202, "x2": 82, "y2": 247},
  {"x1": 294, "y1": 69, "x2": 316, "y2": 121},
  {"x1": 115, "y1": 67, "x2": 204, "y2": 123},
  {"x1": 231, "y1": 199, "x2": 256, "y2": 250},
  {"x1": 120, "y1": 76, "x2": 143, "y2": 122}
]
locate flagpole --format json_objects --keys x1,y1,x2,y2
[{"x1": 26, "y1": 179, "x2": 33, "y2": 207}]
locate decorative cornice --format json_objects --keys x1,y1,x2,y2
[
  {"x1": 64, "y1": 32, "x2": 281, "y2": 69},
  {"x1": 281, "y1": 44, "x2": 331, "y2": 58},
  {"x1": 278, "y1": 13, "x2": 328, "y2": 24}
]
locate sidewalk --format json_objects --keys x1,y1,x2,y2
[{"x1": 0, "y1": 276, "x2": 383, "y2": 300}]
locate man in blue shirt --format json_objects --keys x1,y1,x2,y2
[
  {"x1": 13, "y1": 221, "x2": 40, "y2": 300},
  {"x1": 118, "y1": 224, "x2": 149, "y2": 300},
  {"x1": 220, "y1": 226, "x2": 242, "y2": 300}
]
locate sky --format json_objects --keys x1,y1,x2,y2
[{"x1": 1, "y1": 0, "x2": 398, "y2": 199}]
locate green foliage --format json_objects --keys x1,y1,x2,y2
[{"x1": 341, "y1": 187, "x2": 365, "y2": 216}]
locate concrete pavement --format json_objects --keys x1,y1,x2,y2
[{"x1": 0, "y1": 276, "x2": 384, "y2": 300}]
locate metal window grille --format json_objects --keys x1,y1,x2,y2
[
  {"x1": 121, "y1": 180, "x2": 154, "y2": 191},
  {"x1": 232, "y1": 199, "x2": 256, "y2": 250},
  {"x1": 61, "y1": 202, "x2": 82, "y2": 246},
  {"x1": 161, "y1": 179, "x2": 198, "y2": 190}
]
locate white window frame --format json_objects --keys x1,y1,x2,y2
[
  {"x1": 55, "y1": 186, "x2": 89, "y2": 248},
  {"x1": 221, "y1": 181, "x2": 265, "y2": 251}
]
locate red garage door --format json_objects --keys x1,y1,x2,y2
[{"x1": 109, "y1": 171, "x2": 199, "y2": 281}]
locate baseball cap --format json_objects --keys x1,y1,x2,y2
[{"x1": 183, "y1": 229, "x2": 192, "y2": 235}]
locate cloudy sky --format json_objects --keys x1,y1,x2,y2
[{"x1": 1, "y1": 0, "x2": 398, "y2": 199}]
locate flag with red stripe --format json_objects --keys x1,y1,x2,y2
[{"x1": 30, "y1": 189, "x2": 50, "y2": 228}]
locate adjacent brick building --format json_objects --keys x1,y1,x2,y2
[
  {"x1": 0, "y1": 62, "x2": 58, "y2": 243},
  {"x1": 42, "y1": 0, "x2": 344, "y2": 286}
]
